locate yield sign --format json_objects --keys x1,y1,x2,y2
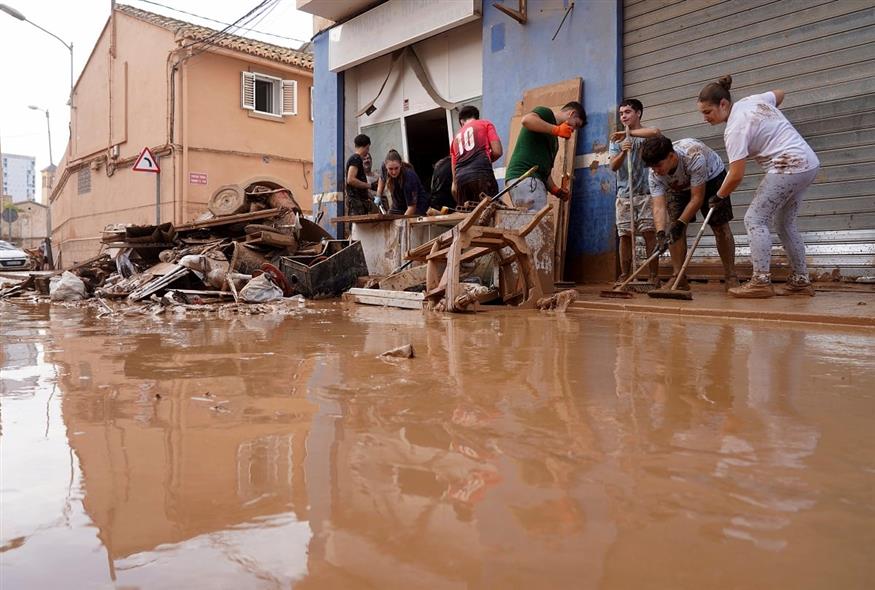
[{"x1": 133, "y1": 147, "x2": 160, "y2": 173}]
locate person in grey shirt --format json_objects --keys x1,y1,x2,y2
[{"x1": 609, "y1": 98, "x2": 661, "y2": 284}]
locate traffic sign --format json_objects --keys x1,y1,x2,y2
[
  {"x1": 1, "y1": 207, "x2": 18, "y2": 223},
  {"x1": 133, "y1": 147, "x2": 160, "y2": 173}
]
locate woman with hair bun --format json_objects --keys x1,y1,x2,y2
[{"x1": 698, "y1": 75, "x2": 820, "y2": 298}]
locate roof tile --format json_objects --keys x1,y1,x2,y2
[{"x1": 116, "y1": 4, "x2": 313, "y2": 70}]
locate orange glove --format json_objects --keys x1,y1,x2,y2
[{"x1": 551, "y1": 122, "x2": 573, "y2": 139}]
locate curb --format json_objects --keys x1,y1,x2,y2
[{"x1": 569, "y1": 300, "x2": 875, "y2": 329}]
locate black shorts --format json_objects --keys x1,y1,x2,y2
[
  {"x1": 347, "y1": 196, "x2": 374, "y2": 216},
  {"x1": 667, "y1": 169, "x2": 733, "y2": 227},
  {"x1": 456, "y1": 175, "x2": 498, "y2": 206}
]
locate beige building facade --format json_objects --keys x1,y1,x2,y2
[{"x1": 50, "y1": 5, "x2": 314, "y2": 267}]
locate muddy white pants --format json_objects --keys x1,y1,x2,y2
[{"x1": 744, "y1": 167, "x2": 818, "y2": 277}]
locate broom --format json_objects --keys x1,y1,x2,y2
[
  {"x1": 600, "y1": 247, "x2": 663, "y2": 299},
  {"x1": 648, "y1": 206, "x2": 715, "y2": 301}
]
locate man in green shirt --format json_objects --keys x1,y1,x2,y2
[{"x1": 505, "y1": 101, "x2": 587, "y2": 210}]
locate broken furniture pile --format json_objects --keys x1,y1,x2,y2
[
  {"x1": 345, "y1": 197, "x2": 555, "y2": 313},
  {"x1": 1, "y1": 180, "x2": 369, "y2": 309}
]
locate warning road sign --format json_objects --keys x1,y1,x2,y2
[{"x1": 133, "y1": 147, "x2": 160, "y2": 173}]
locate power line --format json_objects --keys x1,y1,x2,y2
[
  {"x1": 179, "y1": 0, "x2": 277, "y2": 54},
  {"x1": 131, "y1": 0, "x2": 308, "y2": 45}
]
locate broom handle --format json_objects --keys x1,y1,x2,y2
[
  {"x1": 670, "y1": 206, "x2": 715, "y2": 291},
  {"x1": 626, "y1": 126, "x2": 637, "y2": 273}
]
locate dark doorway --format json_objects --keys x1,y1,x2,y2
[{"x1": 405, "y1": 108, "x2": 450, "y2": 189}]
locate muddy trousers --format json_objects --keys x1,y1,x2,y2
[{"x1": 744, "y1": 167, "x2": 818, "y2": 278}]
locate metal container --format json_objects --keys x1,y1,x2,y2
[{"x1": 279, "y1": 240, "x2": 368, "y2": 298}]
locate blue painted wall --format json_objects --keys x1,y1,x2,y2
[
  {"x1": 312, "y1": 30, "x2": 344, "y2": 237},
  {"x1": 483, "y1": 0, "x2": 621, "y2": 281},
  {"x1": 311, "y1": 2, "x2": 622, "y2": 262}
]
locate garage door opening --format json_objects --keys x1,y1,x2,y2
[{"x1": 405, "y1": 108, "x2": 450, "y2": 189}]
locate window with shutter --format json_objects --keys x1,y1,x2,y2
[
  {"x1": 281, "y1": 80, "x2": 297, "y2": 116},
  {"x1": 241, "y1": 71, "x2": 256, "y2": 110}
]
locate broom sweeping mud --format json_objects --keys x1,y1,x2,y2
[
  {"x1": 648, "y1": 206, "x2": 716, "y2": 301},
  {"x1": 600, "y1": 247, "x2": 663, "y2": 299}
]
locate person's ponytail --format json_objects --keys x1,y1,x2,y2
[{"x1": 698, "y1": 74, "x2": 732, "y2": 105}]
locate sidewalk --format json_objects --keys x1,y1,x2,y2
[{"x1": 571, "y1": 283, "x2": 875, "y2": 329}]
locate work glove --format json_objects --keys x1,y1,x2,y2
[
  {"x1": 708, "y1": 193, "x2": 729, "y2": 210},
  {"x1": 652, "y1": 230, "x2": 670, "y2": 255},
  {"x1": 551, "y1": 122, "x2": 574, "y2": 139},
  {"x1": 669, "y1": 219, "x2": 687, "y2": 243}
]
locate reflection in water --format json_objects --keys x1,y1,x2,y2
[{"x1": 1, "y1": 303, "x2": 874, "y2": 589}]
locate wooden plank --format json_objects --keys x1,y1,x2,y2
[
  {"x1": 176, "y1": 208, "x2": 282, "y2": 231},
  {"x1": 347, "y1": 287, "x2": 424, "y2": 300},
  {"x1": 377, "y1": 265, "x2": 427, "y2": 291},
  {"x1": 332, "y1": 213, "x2": 409, "y2": 223},
  {"x1": 344, "y1": 288, "x2": 424, "y2": 310}
]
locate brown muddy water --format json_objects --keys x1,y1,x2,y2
[{"x1": 1, "y1": 301, "x2": 874, "y2": 589}]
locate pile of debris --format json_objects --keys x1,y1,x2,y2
[
  {"x1": 1, "y1": 181, "x2": 368, "y2": 310},
  {"x1": 344, "y1": 193, "x2": 561, "y2": 313}
]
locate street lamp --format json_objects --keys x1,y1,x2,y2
[
  {"x1": 0, "y1": 4, "x2": 73, "y2": 102},
  {"x1": 28, "y1": 106, "x2": 53, "y2": 166}
]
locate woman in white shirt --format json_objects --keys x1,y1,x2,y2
[{"x1": 697, "y1": 75, "x2": 820, "y2": 298}]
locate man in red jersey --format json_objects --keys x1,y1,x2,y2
[{"x1": 450, "y1": 105, "x2": 503, "y2": 205}]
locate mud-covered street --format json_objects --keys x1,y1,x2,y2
[{"x1": 2, "y1": 302, "x2": 874, "y2": 589}]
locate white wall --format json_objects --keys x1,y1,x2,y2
[{"x1": 353, "y1": 21, "x2": 482, "y2": 127}]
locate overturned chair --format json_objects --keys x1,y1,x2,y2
[{"x1": 406, "y1": 197, "x2": 550, "y2": 312}]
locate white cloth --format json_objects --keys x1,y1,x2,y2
[
  {"x1": 724, "y1": 92, "x2": 819, "y2": 174},
  {"x1": 648, "y1": 138, "x2": 724, "y2": 197}
]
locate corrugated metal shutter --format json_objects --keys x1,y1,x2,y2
[{"x1": 623, "y1": 0, "x2": 875, "y2": 279}]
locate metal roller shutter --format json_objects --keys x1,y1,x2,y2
[{"x1": 623, "y1": 0, "x2": 875, "y2": 279}]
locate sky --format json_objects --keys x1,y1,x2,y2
[{"x1": 0, "y1": 0, "x2": 313, "y2": 202}]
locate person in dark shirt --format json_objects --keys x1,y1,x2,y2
[
  {"x1": 345, "y1": 134, "x2": 374, "y2": 216},
  {"x1": 384, "y1": 151, "x2": 429, "y2": 215},
  {"x1": 430, "y1": 156, "x2": 456, "y2": 210}
]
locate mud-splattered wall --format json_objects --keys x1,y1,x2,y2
[
  {"x1": 312, "y1": 31, "x2": 344, "y2": 236},
  {"x1": 482, "y1": 1, "x2": 621, "y2": 282}
]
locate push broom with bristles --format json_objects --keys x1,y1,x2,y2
[
  {"x1": 648, "y1": 206, "x2": 716, "y2": 301},
  {"x1": 600, "y1": 248, "x2": 663, "y2": 299}
]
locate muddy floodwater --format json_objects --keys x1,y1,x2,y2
[{"x1": 2, "y1": 302, "x2": 874, "y2": 589}]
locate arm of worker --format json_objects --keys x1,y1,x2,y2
[
  {"x1": 376, "y1": 176, "x2": 385, "y2": 199},
  {"x1": 546, "y1": 175, "x2": 570, "y2": 201},
  {"x1": 346, "y1": 165, "x2": 370, "y2": 190},
  {"x1": 451, "y1": 165, "x2": 458, "y2": 199},
  {"x1": 709, "y1": 159, "x2": 745, "y2": 209},
  {"x1": 609, "y1": 139, "x2": 630, "y2": 172},
  {"x1": 403, "y1": 171, "x2": 426, "y2": 215},
  {"x1": 609, "y1": 126, "x2": 661, "y2": 142},
  {"x1": 486, "y1": 121, "x2": 503, "y2": 161},
  {"x1": 770, "y1": 89, "x2": 785, "y2": 107},
  {"x1": 521, "y1": 111, "x2": 572, "y2": 138}
]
